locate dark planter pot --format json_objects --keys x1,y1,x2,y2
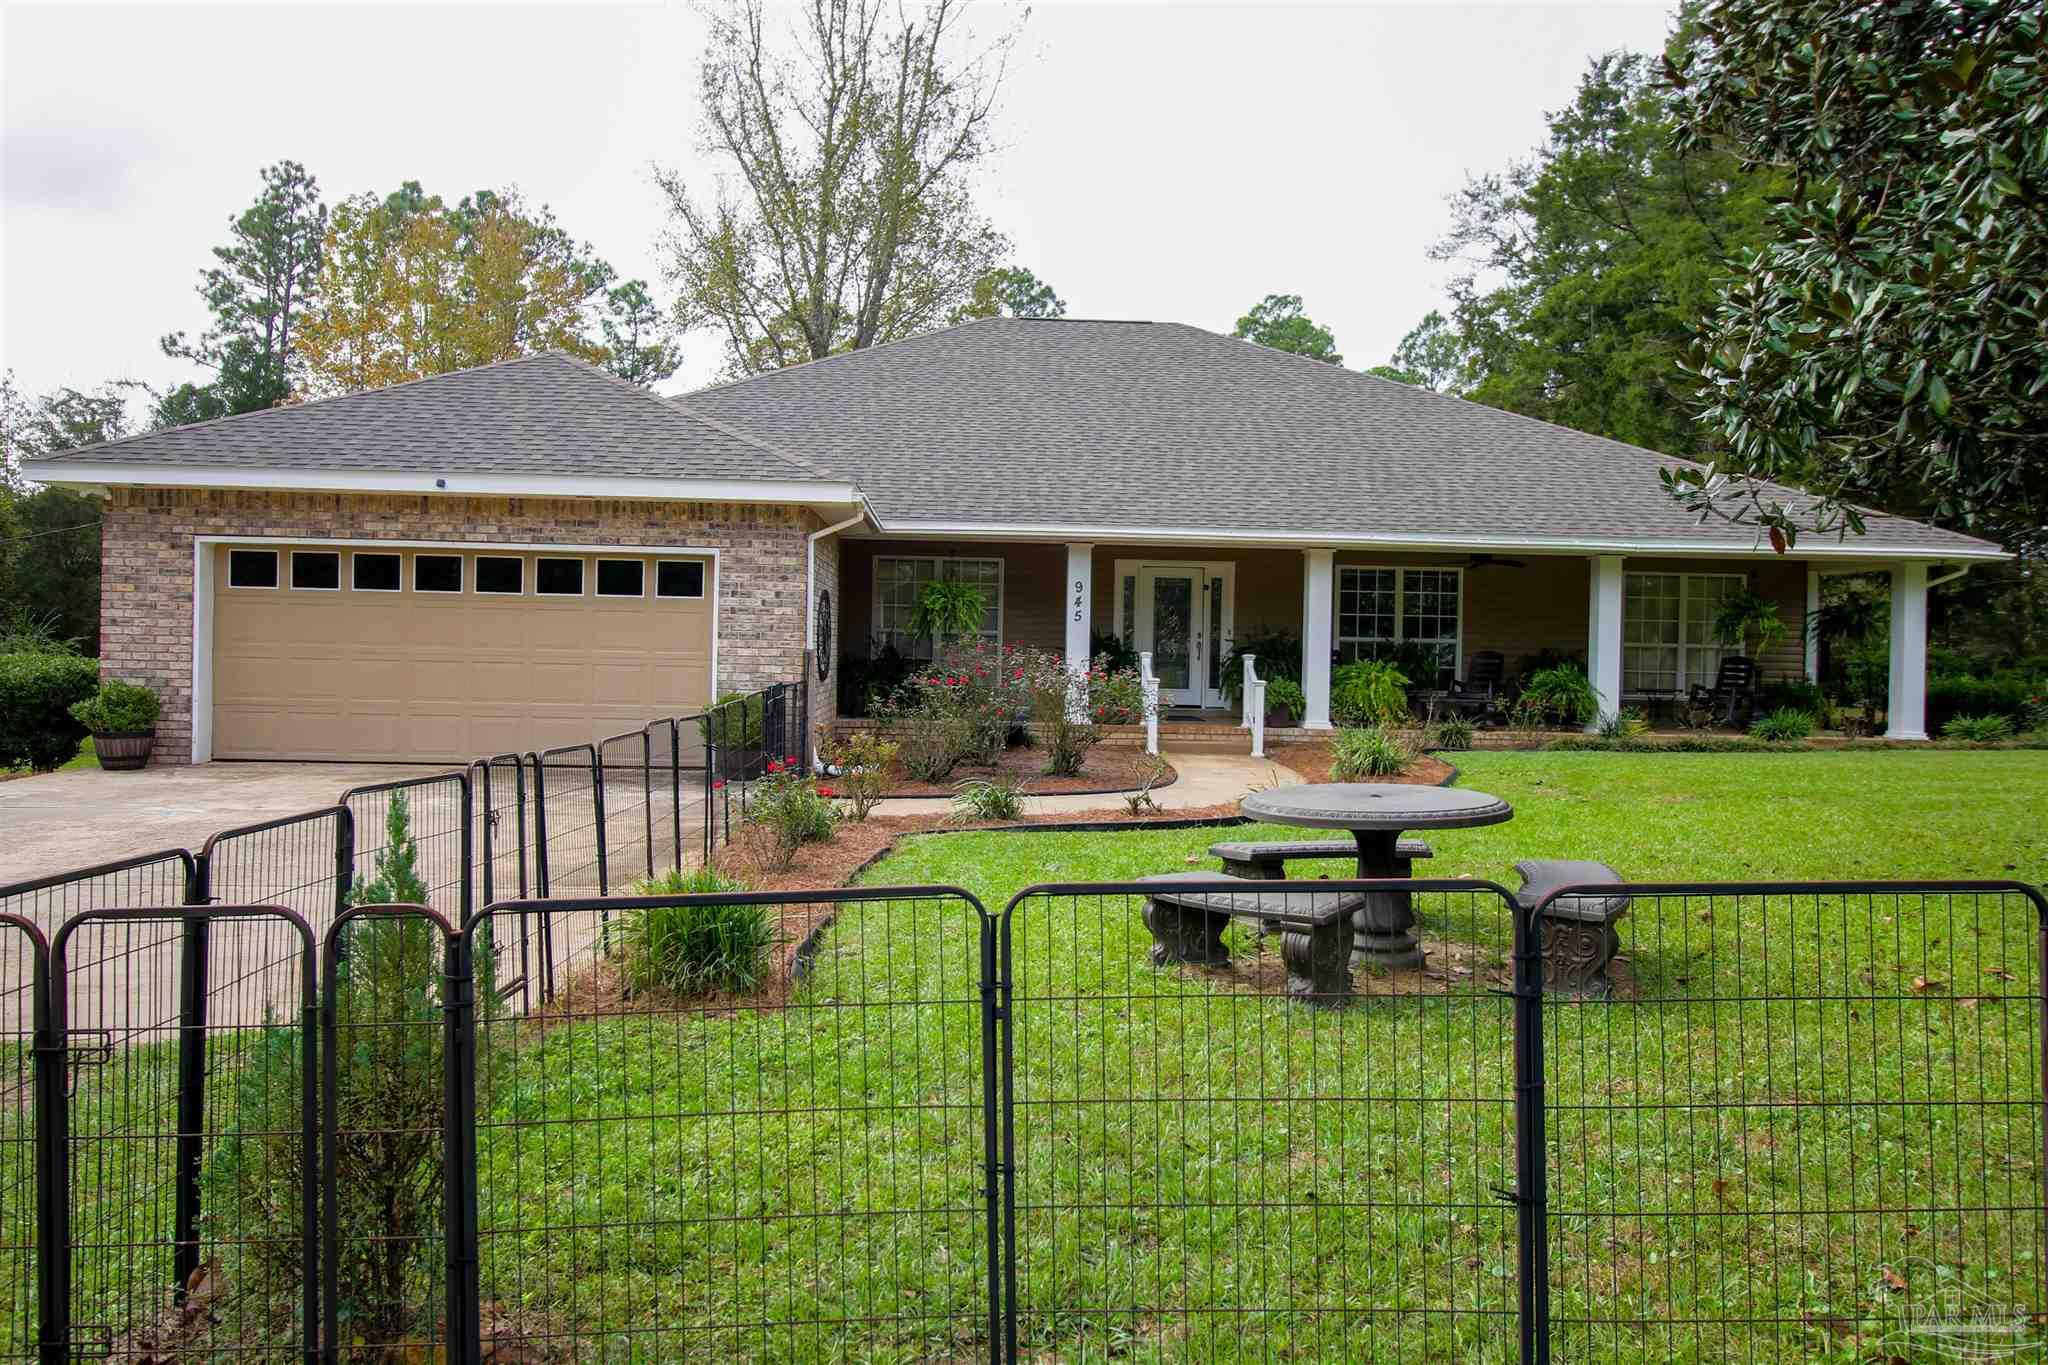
[
  {"x1": 93, "y1": 730, "x2": 156, "y2": 771},
  {"x1": 1265, "y1": 707, "x2": 1299, "y2": 729}
]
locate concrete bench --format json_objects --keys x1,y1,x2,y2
[
  {"x1": 1208, "y1": 838, "x2": 1434, "y2": 880},
  {"x1": 1512, "y1": 859, "x2": 1631, "y2": 998},
  {"x1": 1136, "y1": 872, "x2": 1362, "y2": 1007}
]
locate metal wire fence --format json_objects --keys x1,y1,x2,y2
[{"x1": 0, "y1": 833, "x2": 2040, "y2": 1361}]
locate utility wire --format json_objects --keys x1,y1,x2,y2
[{"x1": 0, "y1": 520, "x2": 100, "y2": 546}]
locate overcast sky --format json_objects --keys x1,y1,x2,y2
[{"x1": 2, "y1": 0, "x2": 1674, "y2": 412}]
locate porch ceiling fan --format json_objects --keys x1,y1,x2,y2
[{"x1": 1463, "y1": 553, "x2": 1527, "y2": 570}]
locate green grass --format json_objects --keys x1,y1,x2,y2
[
  {"x1": 17, "y1": 752, "x2": 2046, "y2": 1359},
  {"x1": 62, "y1": 736, "x2": 97, "y2": 770}
]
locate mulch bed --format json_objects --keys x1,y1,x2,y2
[
  {"x1": 871, "y1": 744, "x2": 1177, "y2": 798},
  {"x1": 1264, "y1": 741, "x2": 1454, "y2": 787}
]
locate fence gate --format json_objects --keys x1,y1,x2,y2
[
  {"x1": 1534, "y1": 879, "x2": 2048, "y2": 1364},
  {"x1": 999, "y1": 878, "x2": 1530, "y2": 1362},
  {"x1": 458, "y1": 887, "x2": 999, "y2": 1361},
  {"x1": 49, "y1": 906, "x2": 318, "y2": 1362},
  {"x1": 0, "y1": 915, "x2": 51, "y2": 1363}
]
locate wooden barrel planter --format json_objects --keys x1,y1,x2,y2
[{"x1": 92, "y1": 731, "x2": 156, "y2": 770}]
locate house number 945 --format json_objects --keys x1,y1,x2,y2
[{"x1": 1072, "y1": 579, "x2": 1085, "y2": 621}]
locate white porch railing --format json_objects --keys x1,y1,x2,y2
[
  {"x1": 1139, "y1": 651, "x2": 1160, "y2": 756},
  {"x1": 1241, "y1": 654, "x2": 1266, "y2": 758}
]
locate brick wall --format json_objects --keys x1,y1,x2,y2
[{"x1": 101, "y1": 487, "x2": 821, "y2": 764}]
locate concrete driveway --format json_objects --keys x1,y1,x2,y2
[{"x1": 0, "y1": 761, "x2": 448, "y2": 886}]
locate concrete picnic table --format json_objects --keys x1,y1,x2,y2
[{"x1": 1237, "y1": 782, "x2": 1514, "y2": 970}]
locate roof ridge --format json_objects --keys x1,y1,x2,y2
[
  {"x1": 48, "y1": 350, "x2": 563, "y2": 462},
  {"x1": 685, "y1": 314, "x2": 1007, "y2": 398},
  {"x1": 545, "y1": 350, "x2": 841, "y2": 483}
]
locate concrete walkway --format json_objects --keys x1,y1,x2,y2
[
  {"x1": 0, "y1": 761, "x2": 446, "y2": 886},
  {"x1": 870, "y1": 750, "x2": 1303, "y2": 817}
]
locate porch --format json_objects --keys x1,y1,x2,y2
[{"x1": 833, "y1": 538, "x2": 1937, "y2": 740}]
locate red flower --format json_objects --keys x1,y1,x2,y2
[
  {"x1": 712, "y1": 779, "x2": 727, "y2": 790},
  {"x1": 817, "y1": 785, "x2": 836, "y2": 797}
]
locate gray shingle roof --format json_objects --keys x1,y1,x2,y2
[
  {"x1": 686, "y1": 318, "x2": 1999, "y2": 555},
  {"x1": 39, "y1": 351, "x2": 833, "y2": 484}
]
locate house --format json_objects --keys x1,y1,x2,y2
[{"x1": 23, "y1": 318, "x2": 2005, "y2": 765}]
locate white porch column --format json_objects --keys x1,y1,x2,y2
[
  {"x1": 1886, "y1": 562, "x2": 1930, "y2": 740},
  {"x1": 1301, "y1": 548, "x2": 1335, "y2": 730},
  {"x1": 1585, "y1": 554, "x2": 1625, "y2": 730},
  {"x1": 1804, "y1": 568, "x2": 1822, "y2": 682},
  {"x1": 1064, "y1": 543, "x2": 1094, "y2": 720}
]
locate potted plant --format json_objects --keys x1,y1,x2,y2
[
  {"x1": 1713, "y1": 587, "x2": 1788, "y2": 659},
  {"x1": 68, "y1": 677, "x2": 161, "y2": 770},
  {"x1": 1262, "y1": 677, "x2": 1306, "y2": 727}
]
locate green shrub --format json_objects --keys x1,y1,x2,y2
[
  {"x1": 1750, "y1": 708, "x2": 1817, "y2": 742},
  {"x1": 0, "y1": 652, "x2": 97, "y2": 771},
  {"x1": 1330, "y1": 725, "x2": 1414, "y2": 779},
  {"x1": 623, "y1": 866, "x2": 772, "y2": 997},
  {"x1": 2026, "y1": 692, "x2": 2048, "y2": 736},
  {"x1": 1756, "y1": 679, "x2": 1826, "y2": 715},
  {"x1": 1013, "y1": 647, "x2": 1097, "y2": 777},
  {"x1": 699, "y1": 690, "x2": 765, "y2": 751},
  {"x1": 1519, "y1": 664, "x2": 1601, "y2": 726},
  {"x1": 1427, "y1": 713, "x2": 1475, "y2": 751},
  {"x1": 207, "y1": 793, "x2": 448, "y2": 1350},
  {"x1": 68, "y1": 677, "x2": 160, "y2": 733},
  {"x1": 952, "y1": 775, "x2": 1025, "y2": 822},
  {"x1": 1927, "y1": 673, "x2": 2040, "y2": 731},
  {"x1": 1545, "y1": 734, "x2": 1800, "y2": 754},
  {"x1": 1942, "y1": 712, "x2": 2015, "y2": 742},
  {"x1": 1264, "y1": 677, "x2": 1306, "y2": 719},
  {"x1": 1220, "y1": 629, "x2": 1303, "y2": 704},
  {"x1": 1597, "y1": 707, "x2": 1649, "y2": 739},
  {"x1": 1087, "y1": 658, "x2": 1147, "y2": 724},
  {"x1": 1330, "y1": 660, "x2": 1409, "y2": 727},
  {"x1": 749, "y1": 758, "x2": 839, "y2": 868},
  {"x1": 818, "y1": 727, "x2": 898, "y2": 821}
]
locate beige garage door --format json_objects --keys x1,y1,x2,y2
[{"x1": 211, "y1": 543, "x2": 715, "y2": 762}]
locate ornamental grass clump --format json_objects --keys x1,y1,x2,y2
[
  {"x1": 1330, "y1": 660, "x2": 1409, "y2": 727},
  {"x1": 1942, "y1": 712, "x2": 2014, "y2": 743},
  {"x1": 1330, "y1": 725, "x2": 1414, "y2": 780},
  {"x1": 624, "y1": 866, "x2": 773, "y2": 997},
  {"x1": 951, "y1": 774, "x2": 1025, "y2": 822},
  {"x1": 1749, "y1": 707, "x2": 1817, "y2": 742}
]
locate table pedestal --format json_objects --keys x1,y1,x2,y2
[{"x1": 1351, "y1": 829, "x2": 1424, "y2": 970}]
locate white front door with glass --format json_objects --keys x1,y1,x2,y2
[{"x1": 1123, "y1": 562, "x2": 1234, "y2": 708}]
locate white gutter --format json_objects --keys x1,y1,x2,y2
[
  {"x1": 18, "y1": 459, "x2": 862, "y2": 507},
  {"x1": 866, "y1": 517, "x2": 2009, "y2": 562}
]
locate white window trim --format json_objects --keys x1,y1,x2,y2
[
  {"x1": 1623, "y1": 570, "x2": 1746, "y2": 693},
  {"x1": 872, "y1": 554, "x2": 1005, "y2": 654},
  {"x1": 655, "y1": 558, "x2": 709, "y2": 600},
  {"x1": 189, "y1": 536, "x2": 722, "y2": 764},
  {"x1": 534, "y1": 556, "x2": 591, "y2": 598},
  {"x1": 350, "y1": 550, "x2": 405, "y2": 594},
  {"x1": 288, "y1": 549, "x2": 342, "y2": 592},
  {"x1": 1334, "y1": 564, "x2": 1465, "y2": 677},
  {"x1": 472, "y1": 554, "x2": 527, "y2": 597},
  {"x1": 595, "y1": 557, "x2": 650, "y2": 599},
  {"x1": 411, "y1": 552, "x2": 466, "y2": 595},
  {"x1": 226, "y1": 547, "x2": 280, "y2": 591}
]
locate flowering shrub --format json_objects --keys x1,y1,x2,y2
[
  {"x1": 876, "y1": 639, "x2": 1027, "y2": 780},
  {"x1": 748, "y1": 756, "x2": 838, "y2": 868},
  {"x1": 1010, "y1": 647, "x2": 1098, "y2": 777},
  {"x1": 1087, "y1": 656, "x2": 1146, "y2": 724},
  {"x1": 816, "y1": 725, "x2": 899, "y2": 822}
]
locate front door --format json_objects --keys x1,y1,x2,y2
[{"x1": 1134, "y1": 564, "x2": 1232, "y2": 708}]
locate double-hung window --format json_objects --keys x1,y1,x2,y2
[
  {"x1": 874, "y1": 557, "x2": 1002, "y2": 659},
  {"x1": 1623, "y1": 572, "x2": 1743, "y2": 693},
  {"x1": 1335, "y1": 566, "x2": 1462, "y2": 674}
]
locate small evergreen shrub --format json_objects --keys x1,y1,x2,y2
[
  {"x1": 623, "y1": 866, "x2": 772, "y2": 997},
  {"x1": 1749, "y1": 708, "x2": 1818, "y2": 742},
  {"x1": 2026, "y1": 693, "x2": 2048, "y2": 736},
  {"x1": 1263, "y1": 677, "x2": 1306, "y2": 720},
  {"x1": 1427, "y1": 714, "x2": 1475, "y2": 751},
  {"x1": 68, "y1": 677, "x2": 160, "y2": 733},
  {"x1": 1330, "y1": 725, "x2": 1414, "y2": 779},
  {"x1": 1942, "y1": 713, "x2": 2015, "y2": 742},
  {"x1": 0, "y1": 652, "x2": 98, "y2": 771},
  {"x1": 1519, "y1": 664, "x2": 1601, "y2": 726},
  {"x1": 952, "y1": 775, "x2": 1025, "y2": 822}
]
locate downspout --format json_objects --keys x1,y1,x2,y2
[
  {"x1": 1926, "y1": 564, "x2": 1971, "y2": 591},
  {"x1": 807, "y1": 500, "x2": 868, "y2": 671}
]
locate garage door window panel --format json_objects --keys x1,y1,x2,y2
[
  {"x1": 657, "y1": 560, "x2": 706, "y2": 599},
  {"x1": 229, "y1": 549, "x2": 279, "y2": 589},
  {"x1": 353, "y1": 553, "x2": 403, "y2": 593},
  {"x1": 476, "y1": 556, "x2": 524, "y2": 595},
  {"x1": 415, "y1": 554, "x2": 464, "y2": 594},
  {"x1": 597, "y1": 559, "x2": 646, "y2": 598},
  {"x1": 537, "y1": 558, "x2": 586, "y2": 596},
  {"x1": 290, "y1": 551, "x2": 340, "y2": 591}
]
